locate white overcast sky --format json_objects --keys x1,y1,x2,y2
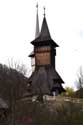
[{"x1": 0, "y1": 0, "x2": 83, "y2": 88}]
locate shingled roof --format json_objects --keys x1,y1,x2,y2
[
  {"x1": 28, "y1": 51, "x2": 35, "y2": 57},
  {"x1": 31, "y1": 17, "x2": 59, "y2": 47},
  {"x1": 28, "y1": 65, "x2": 65, "y2": 95}
]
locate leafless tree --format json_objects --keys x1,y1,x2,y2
[
  {"x1": 76, "y1": 66, "x2": 83, "y2": 89},
  {"x1": 0, "y1": 63, "x2": 28, "y2": 125},
  {"x1": 7, "y1": 58, "x2": 27, "y2": 76}
]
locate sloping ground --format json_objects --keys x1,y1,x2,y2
[{"x1": 2, "y1": 97, "x2": 82, "y2": 125}]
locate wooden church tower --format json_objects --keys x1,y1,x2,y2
[{"x1": 28, "y1": 5, "x2": 65, "y2": 96}]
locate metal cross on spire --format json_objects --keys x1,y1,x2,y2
[
  {"x1": 36, "y1": 3, "x2": 38, "y2": 14},
  {"x1": 43, "y1": 6, "x2": 46, "y2": 17},
  {"x1": 35, "y1": 3, "x2": 39, "y2": 38}
]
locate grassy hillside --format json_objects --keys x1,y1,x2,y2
[
  {"x1": 1, "y1": 97, "x2": 82, "y2": 125},
  {"x1": 0, "y1": 63, "x2": 83, "y2": 125}
]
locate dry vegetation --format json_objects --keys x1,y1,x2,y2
[
  {"x1": 0, "y1": 63, "x2": 83, "y2": 125},
  {"x1": 1, "y1": 98, "x2": 82, "y2": 125}
]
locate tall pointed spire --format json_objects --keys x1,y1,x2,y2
[
  {"x1": 40, "y1": 17, "x2": 51, "y2": 40},
  {"x1": 35, "y1": 3, "x2": 40, "y2": 38},
  {"x1": 31, "y1": 6, "x2": 59, "y2": 47},
  {"x1": 40, "y1": 6, "x2": 51, "y2": 40}
]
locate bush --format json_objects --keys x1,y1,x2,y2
[{"x1": 74, "y1": 88, "x2": 83, "y2": 98}]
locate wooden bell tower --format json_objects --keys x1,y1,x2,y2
[{"x1": 28, "y1": 6, "x2": 65, "y2": 96}]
